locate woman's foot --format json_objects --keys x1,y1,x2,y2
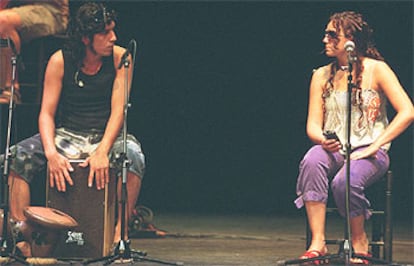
[
  {"x1": 350, "y1": 252, "x2": 372, "y2": 265},
  {"x1": 351, "y1": 233, "x2": 370, "y2": 264},
  {"x1": 306, "y1": 240, "x2": 328, "y2": 255},
  {"x1": 299, "y1": 241, "x2": 329, "y2": 265},
  {"x1": 352, "y1": 233, "x2": 369, "y2": 254}
]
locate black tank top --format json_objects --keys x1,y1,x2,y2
[{"x1": 60, "y1": 50, "x2": 115, "y2": 132}]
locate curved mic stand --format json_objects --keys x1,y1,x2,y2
[
  {"x1": 83, "y1": 40, "x2": 182, "y2": 266},
  {"x1": 0, "y1": 40, "x2": 29, "y2": 265}
]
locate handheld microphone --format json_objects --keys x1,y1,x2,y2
[
  {"x1": 117, "y1": 39, "x2": 135, "y2": 69},
  {"x1": 344, "y1": 40, "x2": 356, "y2": 63}
]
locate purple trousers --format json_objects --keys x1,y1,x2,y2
[{"x1": 295, "y1": 145, "x2": 389, "y2": 219}]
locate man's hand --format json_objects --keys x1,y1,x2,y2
[
  {"x1": 48, "y1": 153, "x2": 74, "y2": 192},
  {"x1": 79, "y1": 152, "x2": 110, "y2": 190}
]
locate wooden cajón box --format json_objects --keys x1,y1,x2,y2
[{"x1": 46, "y1": 160, "x2": 116, "y2": 259}]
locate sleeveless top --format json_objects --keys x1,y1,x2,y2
[
  {"x1": 59, "y1": 49, "x2": 115, "y2": 133},
  {"x1": 322, "y1": 62, "x2": 390, "y2": 151}
]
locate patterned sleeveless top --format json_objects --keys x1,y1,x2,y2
[{"x1": 322, "y1": 61, "x2": 390, "y2": 151}]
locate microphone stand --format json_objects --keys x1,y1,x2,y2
[
  {"x1": 283, "y1": 58, "x2": 356, "y2": 266},
  {"x1": 0, "y1": 41, "x2": 29, "y2": 265},
  {"x1": 344, "y1": 56, "x2": 395, "y2": 266},
  {"x1": 342, "y1": 55, "x2": 355, "y2": 265},
  {"x1": 83, "y1": 40, "x2": 182, "y2": 266}
]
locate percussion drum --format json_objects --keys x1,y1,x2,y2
[
  {"x1": 46, "y1": 160, "x2": 117, "y2": 258},
  {"x1": 0, "y1": 207, "x2": 77, "y2": 258},
  {"x1": 23, "y1": 206, "x2": 78, "y2": 257}
]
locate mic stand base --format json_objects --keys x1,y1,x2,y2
[{"x1": 83, "y1": 239, "x2": 183, "y2": 266}]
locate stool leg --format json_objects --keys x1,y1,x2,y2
[
  {"x1": 371, "y1": 214, "x2": 381, "y2": 258},
  {"x1": 384, "y1": 170, "x2": 393, "y2": 262}
]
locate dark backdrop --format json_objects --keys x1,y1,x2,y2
[{"x1": 70, "y1": 1, "x2": 413, "y2": 220}]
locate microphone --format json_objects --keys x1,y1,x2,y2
[
  {"x1": 117, "y1": 39, "x2": 135, "y2": 69},
  {"x1": 344, "y1": 40, "x2": 356, "y2": 63}
]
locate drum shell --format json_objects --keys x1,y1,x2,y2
[
  {"x1": 23, "y1": 206, "x2": 78, "y2": 257},
  {"x1": 46, "y1": 160, "x2": 117, "y2": 258},
  {"x1": 2, "y1": 207, "x2": 77, "y2": 258}
]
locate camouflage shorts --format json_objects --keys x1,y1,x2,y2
[
  {"x1": 1, "y1": 127, "x2": 145, "y2": 183},
  {"x1": 12, "y1": 3, "x2": 68, "y2": 42}
]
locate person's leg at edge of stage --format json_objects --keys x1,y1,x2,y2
[
  {"x1": 0, "y1": 8, "x2": 22, "y2": 103},
  {"x1": 0, "y1": 2, "x2": 68, "y2": 104}
]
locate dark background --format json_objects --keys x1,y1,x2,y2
[{"x1": 14, "y1": 1, "x2": 414, "y2": 221}]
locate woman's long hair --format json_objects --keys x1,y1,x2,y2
[{"x1": 323, "y1": 11, "x2": 384, "y2": 122}]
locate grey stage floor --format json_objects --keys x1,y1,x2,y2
[
  {"x1": 1, "y1": 212, "x2": 413, "y2": 265},
  {"x1": 126, "y1": 212, "x2": 413, "y2": 266}
]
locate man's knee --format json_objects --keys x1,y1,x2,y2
[
  {"x1": 8, "y1": 170, "x2": 27, "y2": 186},
  {"x1": 127, "y1": 172, "x2": 142, "y2": 187}
]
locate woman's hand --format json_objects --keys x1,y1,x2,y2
[
  {"x1": 350, "y1": 144, "x2": 380, "y2": 160},
  {"x1": 321, "y1": 138, "x2": 342, "y2": 153}
]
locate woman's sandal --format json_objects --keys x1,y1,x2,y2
[
  {"x1": 299, "y1": 249, "x2": 329, "y2": 265},
  {"x1": 350, "y1": 253, "x2": 372, "y2": 265}
]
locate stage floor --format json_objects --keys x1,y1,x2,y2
[
  {"x1": 127, "y1": 212, "x2": 413, "y2": 266},
  {"x1": 2, "y1": 212, "x2": 413, "y2": 265}
]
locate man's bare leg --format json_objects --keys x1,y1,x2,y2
[
  {"x1": 8, "y1": 171, "x2": 31, "y2": 257},
  {"x1": 113, "y1": 172, "x2": 141, "y2": 244}
]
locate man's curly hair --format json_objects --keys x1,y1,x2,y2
[{"x1": 64, "y1": 2, "x2": 117, "y2": 68}]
